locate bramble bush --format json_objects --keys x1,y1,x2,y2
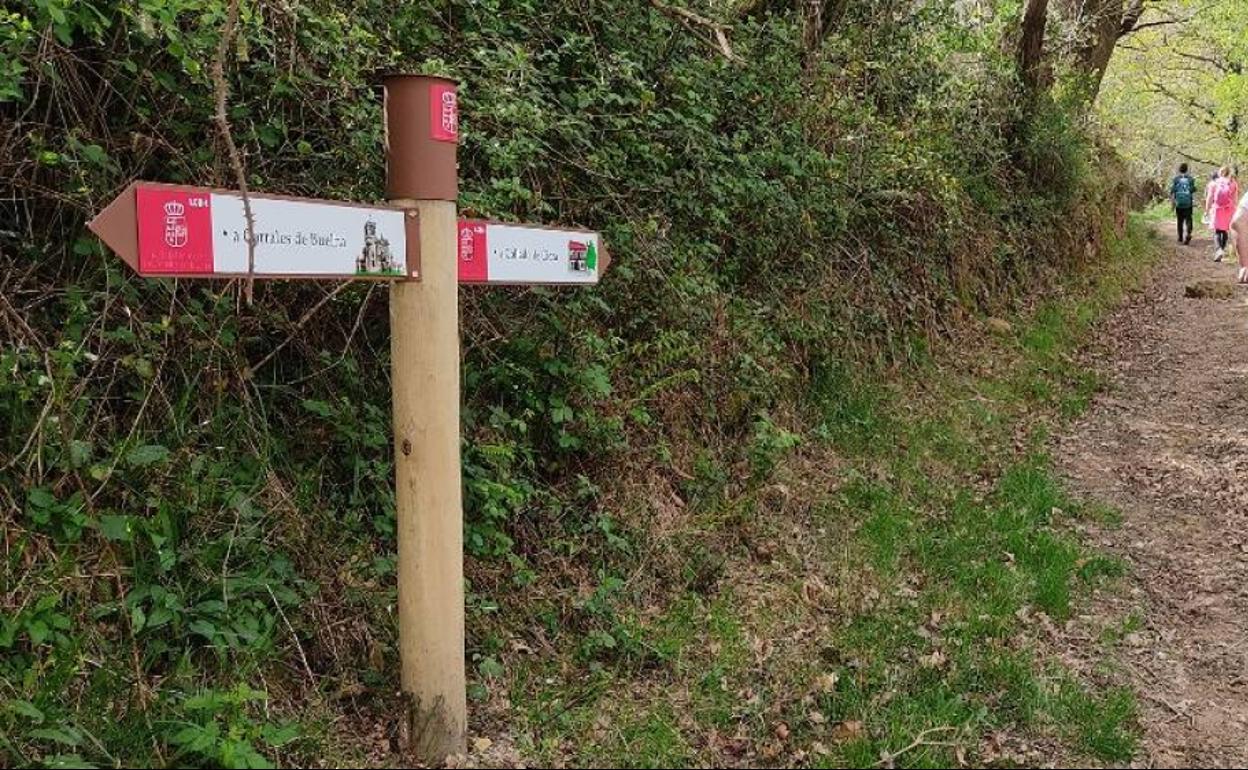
[{"x1": 1, "y1": 1, "x2": 1129, "y2": 765}]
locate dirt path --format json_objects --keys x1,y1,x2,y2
[{"x1": 1056, "y1": 228, "x2": 1248, "y2": 767}]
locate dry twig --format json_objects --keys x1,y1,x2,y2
[
  {"x1": 247, "y1": 282, "x2": 350, "y2": 376},
  {"x1": 648, "y1": 0, "x2": 736, "y2": 60},
  {"x1": 875, "y1": 725, "x2": 959, "y2": 768},
  {"x1": 210, "y1": 0, "x2": 258, "y2": 305}
]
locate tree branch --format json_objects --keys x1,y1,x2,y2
[
  {"x1": 1119, "y1": 0, "x2": 1148, "y2": 36},
  {"x1": 211, "y1": 0, "x2": 257, "y2": 306},
  {"x1": 1123, "y1": 16, "x2": 1187, "y2": 35},
  {"x1": 1152, "y1": 138, "x2": 1223, "y2": 169},
  {"x1": 649, "y1": 0, "x2": 736, "y2": 60},
  {"x1": 1143, "y1": 78, "x2": 1232, "y2": 138},
  {"x1": 1175, "y1": 49, "x2": 1241, "y2": 74},
  {"x1": 1120, "y1": 0, "x2": 1223, "y2": 38},
  {"x1": 1145, "y1": 79, "x2": 1219, "y2": 120}
]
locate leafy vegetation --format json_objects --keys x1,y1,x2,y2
[
  {"x1": 1099, "y1": 0, "x2": 1248, "y2": 178},
  {"x1": 2, "y1": 1, "x2": 1149, "y2": 767}
]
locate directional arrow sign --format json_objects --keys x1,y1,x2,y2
[
  {"x1": 80, "y1": 76, "x2": 615, "y2": 765},
  {"x1": 89, "y1": 181, "x2": 420, "y2": 280},
  {"x1": 457, "y1": 219, "x2": 609, "y2": 285}
]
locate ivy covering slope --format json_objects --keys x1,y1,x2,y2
[{"x1": 2, "y1": 2, "x2": 1134, "y2": 767}]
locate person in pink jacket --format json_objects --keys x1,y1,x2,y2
[
  {"x1": 1204, "y1": 170, "x2": 1220, "y2": 228},
  {"x1": 1211, "y1": 166, "x2": 1240, "y2": 261}
]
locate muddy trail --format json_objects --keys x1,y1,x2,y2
[{"x1": 1056, "y1": 227, "x2": 1248, "y2": 767}]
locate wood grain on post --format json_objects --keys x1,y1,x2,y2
[{"x1": 384, "y1": 74, "x2": 466, "y2": 763}]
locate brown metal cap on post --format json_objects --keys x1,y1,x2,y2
[{"x1": 384, "y1": 74, "x2": 459, "y2": 202}]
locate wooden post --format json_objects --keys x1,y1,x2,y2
[{"x1": 384, "y1": 74, "x2": 466, "y2": 762}]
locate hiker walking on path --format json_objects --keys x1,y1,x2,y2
[
  {"x1": 1231, "y1": 184, "x2": 1248, "y2": 283},
  {"x1": 1210, "y1": 166, "x2": 1239, "y2": 262},
  {"x1": 1171, "y1": 163, "x2": 1197, "y2": 244},
  {"x1": 1204, "y1": 170, "x2": 1219, "y2": 229}
]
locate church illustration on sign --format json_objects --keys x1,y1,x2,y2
[{"x1": 357, "y1": 219, "x2": 401, "y2": 275}]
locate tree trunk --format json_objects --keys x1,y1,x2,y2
[
  {"x1": 1080, "y1": 0, "x2": 1126, "y2": 97},
  {"x1": 802, "y1": 0, "x2": 851, "y2": 65},
  {"x1": 1017, "y1": 0, "x2": 1051, "y2": 95},
  {"x1": 1058, "y1": 0, "x2": 1145, "y2": 101},
  {"x1": 739, "y1": 0, "x2": 849, "y2": 64},
  {"x1": 1120, "y1": 0, "x2": 1146, "y2": 34}
]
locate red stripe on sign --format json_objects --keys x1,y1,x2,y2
[
  {"x1": 458, "y1": 219, "x2": 488, "y2": 282},
  {"x1": 430, "y1": 83, "x2": 458, "y2": 143},
  {"x1": 136, "y1": 185, "x2": 214, "y2": 274}
]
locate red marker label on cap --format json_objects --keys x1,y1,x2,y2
[{"x1": 430, "y1": 84, "x2": 458, "y2": 143}]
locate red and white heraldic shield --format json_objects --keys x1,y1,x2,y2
[{"x1": 136, "y1": 185, "x2": 214, "y2": 274}]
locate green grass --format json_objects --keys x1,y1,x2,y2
[
  {"x1": 1140, "y1": 200, "x2": 1178, "y2": 224},
  {"x1": 1055, "y1": 681, "x2": 1138, "y2": 762},
  {"x1": 811, "y1": 359, "x2": 897, "y2": 455},
  {"x1": 605, "y1": 704, "x2": 694, "y2": 768}
]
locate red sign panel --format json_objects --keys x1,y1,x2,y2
[
  {"x1": 136, "y1": 185, "x2": 214, "y2": 274},
  {"x1": 430, "y1": 83, "x2": 458, "y2": 143},
  {"x1": 457, "y1": 219, "x2": 488, "y2": 282}
]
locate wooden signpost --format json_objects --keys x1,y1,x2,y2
[{"x1": 87, "y1": 73, "x2": 607, "y2": 763}]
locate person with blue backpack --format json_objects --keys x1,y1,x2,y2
[{"x1": 1170, "y1": 163, "x2": 1198, "y2": 245}]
